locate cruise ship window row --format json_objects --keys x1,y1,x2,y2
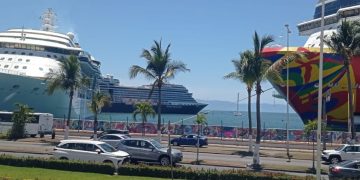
[
  {"x1": 0, "y1": 63, "x2": 53, "y2": 72},
  {"x1": 0, "y1": 42, "x2": 80, "y2": 56},
  {"x1": 2, "y1": 49, "x2": 65, "y2": 60},
  {"x1": 1, "y1": 56, "x2": 31, "y2": 62}
]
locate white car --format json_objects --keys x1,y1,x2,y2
[
  {"x1": 322, "y1": 144, "x2": 360, "y2": 164},
  {"x1": 54, "y1": 139, "x2": 130, "y2": 168},
  {"x1": 99, "y1": 134, "x2": 129, "y2": 148}
]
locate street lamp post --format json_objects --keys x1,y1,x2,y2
[
  {"x1": 316, "y1": 0, "x2": 326, "y2": 179},
  {"x1": 285, "y1": 24, "x2": 291, "y2": 161}
]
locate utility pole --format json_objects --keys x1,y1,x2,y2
[
  {"x1": 316, "y1": 0, "x2": 325, "y2": 179},
  {"x1": 285, "y1": 24, "x2": 291, "y2": 161}
]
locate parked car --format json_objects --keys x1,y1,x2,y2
[
  {"x1": 170, "y1": 134, "x2": 208, "y2": 147},
  {"x1": 99, "y1": 134, "x2": 129, "y2": 148},
  {"x1": 91, "y1": 129, "x2": 131, "y2": 139},
  {"x1": 117, "y1": 138, "x2": 183, "y2": 166},
  {"x1": 54, "y1": 139, "x2": 130, "y2": 168},
  {"x1": 322, "y1": 144, "x2": 360, "y2": 164},
  {"x1": 329, "y1": 160, "x2": 360, "y2": 180}
]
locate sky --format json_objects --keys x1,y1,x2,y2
[{"x1": 0, "y1": 0, "x2": 317, "y2": 104}]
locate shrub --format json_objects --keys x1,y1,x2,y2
[
  {"x1": 0, "y1": 155, "x2": 114, "y2": 175},
  {"x1": 118, "y1": 164, "x2": 315, "y2": 180}
]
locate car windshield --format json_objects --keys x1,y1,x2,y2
[
  {"x1": 99, "y1": 143, "x2": 116, "y2": 152},
  {"x1": 150, "y1": 140, "x2": 163, "y2": 149},
  {"x1": 335, "y1": 145, "x2": 345, "y2": 151}
]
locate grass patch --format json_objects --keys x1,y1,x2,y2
[{"x1": 0, "y1": 165, "x2": 166, "y2": 180}]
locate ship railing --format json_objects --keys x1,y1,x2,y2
[{"x1": 0, "y1": 68, "x2": 26, "y2": 76}]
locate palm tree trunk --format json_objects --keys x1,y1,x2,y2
[
  {"x1": 93, "y1": 113, "x2": 98, "y2": 140},
  {"x1": 247, "y1": 88, "x2": 253, "y2": 153},
  {"x1": 345, "y1": 63, "x2": 355, "y2": 140},
  {"x1": 253, "y1": 81, "x2": 261, "y2": 166},
  {"x1": 157, "y1": 84, "x2": 162, "y2": 142},
  {"x1": 65, "y1": 90, "x2": 74, "y2": 140}
]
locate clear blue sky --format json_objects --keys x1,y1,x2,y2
[{"x1": 1, "y1": 0, "x2": 316, "y2": 104}]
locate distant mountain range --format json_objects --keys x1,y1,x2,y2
[{"x1": 197, "y1": 99, "x2": 295, "y2": 113}]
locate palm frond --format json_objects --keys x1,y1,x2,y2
[{"x1": 129, "y1": 65, "x2": 156, "y2": 80}]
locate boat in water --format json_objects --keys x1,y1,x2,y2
[
  {"x1": 99, "y1": 75, "x2": 207, "y2": 114},
  {"x1": 263, "y1": 0, "x2": 360, "y2": 131},
  {"x1": 0, "y1": 9, "x2": 101, "y2": 119}
]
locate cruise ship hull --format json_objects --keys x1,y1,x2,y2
[
  {"x1": 0, "y1": 72, "x2": 87, "y2": 119},
  {"x1": 263, "y1": 47, "x2": 360, "y2": 131},
  {"x1": 102, "y1": 103, "x2": 207, "y2": 115}
]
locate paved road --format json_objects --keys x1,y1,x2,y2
[
  {"x1": 184, "y1": 151, "x2": 316, "y2": 167},
  {"x1": 0, "y1": 140, "x2": 328, "y2": 169},
  {"x1": 0, "y1": 140, "x2": 314, "y2": 166}
]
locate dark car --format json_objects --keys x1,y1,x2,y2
[
  {"x1": 170, "y1": 134, "x2": 208, "y2": 147},
  {"x1": 329, "y1": 160, "x2": 360, "y2": 180},
  {"x1": 91, "y1": 129, "x2": 131, "y2": 139}
]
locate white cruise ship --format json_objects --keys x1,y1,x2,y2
[{"x1": 0, "y1": 9, "x2": 101, "y2": 119}]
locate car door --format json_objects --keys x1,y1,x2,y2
[
  {"x1": 67, "y1": 143, "x2": 89, "y2": 162},
  {"x1": 84, "y1": 143, "x2": 101, "y2": 163},
  {"x1": 120, "y1": 140, "x2": 142, "y2": 160},
  {"x1": 342, "y1": 146, "x2": 357, "y2": 161},
  {"x1": 187, "y1": 135, "x2": 197, "y2": 145},
  {"x1": 137, "y1": 140, "x2": 156, "y2": 161},
  {"x1": 178, "y1": 135, "x2": 187, "y2": 145}
]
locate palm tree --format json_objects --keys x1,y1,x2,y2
[
  {"x1": 133, "y1": 102, "x2": 156, "y2": 137},
  {"x1": 324, "y1": 20, "x2": 360, "y2": 140},
  {"x1": 248, "y1": 32, "x2": 303, "y2": 167},
  {"x1": 47, "y1": 55, "x2": 89, "y2": 139},
  {"x1": 194, "y1": 113, "x2": 207, "y2": 164},
  {"x1": 224, "y1": 50, "x2": 256, "y2": 153},
  {"x1": 129, "y1": 40, "x2": 189, "y2": 141},
  {"x1": 251, "y1": 31, "x2": 274, "y2": 167},
  {"x1": 89, "y1": 91, "x2": 110, "y2": 140}
]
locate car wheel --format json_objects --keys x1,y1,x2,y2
[
  {"x1": 30, "y1": 134, "x2": 36, "y2": 138},
  {"x1": 173, "y1": 141, "x2": 179, "y2": 146},
  {"x1": 160, "y1": 156, "x2": 170, "y2": 166},
  {"x1": 330, "y1": 156, "x2": 341, "y2": 164}
]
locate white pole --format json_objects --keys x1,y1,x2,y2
[
  {"x1": 316, "y1": 0, "x2": 325, "y2": 179},
  {"x1": 285, "y1": 24, "x2": 291, "y2": 160},
  {"x1": 82, "y1": 89, "x2": 86, "y2": 130}
]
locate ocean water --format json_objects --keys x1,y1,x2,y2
[{"x1": 98, "y1": 110, "x2": 304, "y2": 130}]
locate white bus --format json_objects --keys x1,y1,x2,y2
[{"x1": 0, "y1": 111, "x2": 53, "y2": 137}]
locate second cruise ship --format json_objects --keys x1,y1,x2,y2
[{"x1": 99, "y1": 75, "x2": 207, "y2": 115}]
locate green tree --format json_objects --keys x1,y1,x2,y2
[
  {"x1": 248, "y1": 33, "x2": 302, "y2": 167},
  {"x1": 304, "y1": 120, "x2": 317, "y2": 140},
  {"x1": 194, "y1": 113, "x2": 207, "y2": 164},
  {"x1": 89, "y1": 91, "x2": 110, "y2": 140},
  {"x1": 129, "y1": 40, "x2": 189, "y2": 141},
  {"x1": 224, "y1": 50, "x2": 256, "y2": 153},
  {"x1": 324, "y1": 20, "x2": 360, "y2": 140},
  {"x1": 47, "y1": 55, "x2": 89, "y2": 139},
  {"x1": 133, "y1": 102, "x2": 156, "y2": 137},
  {"x1": 9, "y1": 103, "x2": 33, "y2": 139}
]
